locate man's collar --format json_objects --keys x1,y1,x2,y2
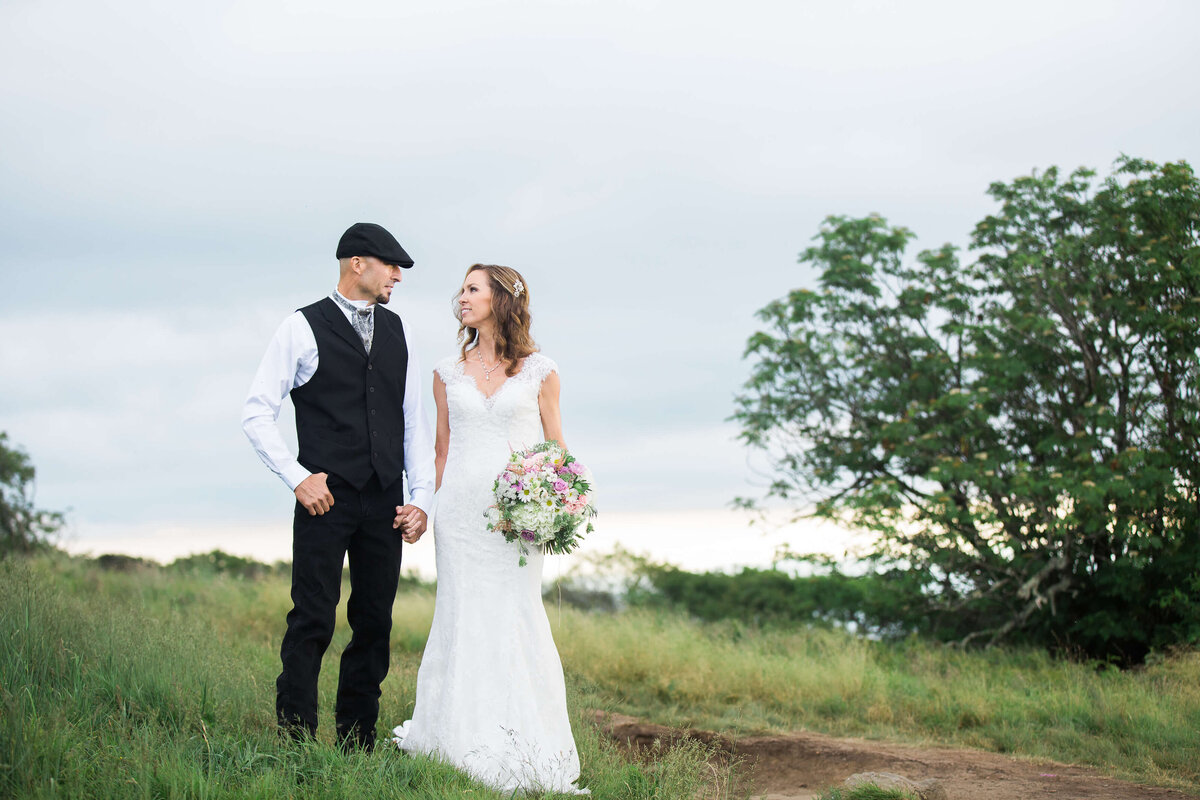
[{"x1": 332, "y1": 289, "x2": 374, "y2": 314}]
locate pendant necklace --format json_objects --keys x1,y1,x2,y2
[{"x1": 478, "y1": 349, "x2": 502, "y2": 381}]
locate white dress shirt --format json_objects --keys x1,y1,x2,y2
[{"x1": 241, "y1": 291, "x2": 436, "y2": 514}]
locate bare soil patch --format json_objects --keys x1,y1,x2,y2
[{"x1": 594, "y1": 712, "x2": 1192, "y2": 800}]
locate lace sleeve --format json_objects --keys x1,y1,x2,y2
[
  {"x1": 433, "y1": 355, "x2": 460, "y2": 385},
  {"x1": 523, "y1": 352, "x2": 559, "y2": 387}
]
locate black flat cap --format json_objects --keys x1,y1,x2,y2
[{"x1": 336, "y1": 222, "x2": 414, "y2": 268}]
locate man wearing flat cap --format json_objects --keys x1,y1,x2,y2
[{"x1": 242, "y1": 222, "x2": 435, "y2": 750}]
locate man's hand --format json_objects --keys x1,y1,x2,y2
[
  {"x1": 295, "y1": 473, "x2": 334, "y2": 516},
  {"x1": 393, "y1": 505, "x2": 428, "y2": 543}
]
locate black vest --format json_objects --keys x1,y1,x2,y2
[{"x1": 292, "y1": 297, "x2": 409, "y2": 491}]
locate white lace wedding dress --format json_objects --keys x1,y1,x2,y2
[{"x1": 393, "y1": 352, "x2": 587, "y2": 795}]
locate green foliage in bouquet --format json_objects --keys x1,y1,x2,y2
[{"x1": 734, "y1": 156, "x2": 1200, "y2": 663}]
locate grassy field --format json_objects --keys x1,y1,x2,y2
[
  {"x1": 3, "y1": 554, "x2": 1198, "y2": 798},
  {"x1": 552, "y1": 605, "x2": 1200, "y2": 791},
  {"x1": 1, "y1": 556, "x2": 737, "y2": 799}
]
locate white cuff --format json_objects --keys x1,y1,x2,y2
[
  {"x1": 408, "y1": 488, "x2": 435, "y2": 517},
  {"x1": 282, "y1": 463, "x2": 312, "y2": 491}
]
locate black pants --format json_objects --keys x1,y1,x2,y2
[{"x1": 276, "y1": 473, "x2": 402, "y2": 742}]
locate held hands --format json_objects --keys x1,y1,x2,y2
[
  {"x1": 295, "y1": 472, "x2": 425, "y2": 541},
  {"x1": 295, "y1": 472, "x2": 427, "y2": 542},
  {"x1": 295, "y1": 472, "x2": 334, "y2": 516},
  {"x1": 393, "y1": 505, "x2": 428, "y2": 544}
]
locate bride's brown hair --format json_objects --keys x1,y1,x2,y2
[{"x1": 456, "y1": 264, "x2": 537, "y2": 377}]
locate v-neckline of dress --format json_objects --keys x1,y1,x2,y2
[{"x1": 458, "y1": 357, "x2": 526, "y2": 407}]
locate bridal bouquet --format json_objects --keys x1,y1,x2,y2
[{"x1": 485, "y1": 442, "x2": 597, "y2": 566}]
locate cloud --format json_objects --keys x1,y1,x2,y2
[{"x1": 1, "y1": 0, "x2": 1198, "y2": 545}]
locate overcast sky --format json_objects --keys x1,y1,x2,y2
[{"x1": 1, "y1": 0, "x2": 1198, "y2": 555}]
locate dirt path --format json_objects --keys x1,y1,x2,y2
[{"x1": 595, "y1": 712, "x2": 1192, "y2": 800}]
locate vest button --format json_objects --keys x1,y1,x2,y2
[
  {"x1": 372, "y1": 430, "x2": 378, "y2": 437},
  {"x1": 370, "y1": 409, "x2": 376, "y2": 415},
  {"x1": 369, "y1": 387, "x2": 375, "y2": 393},
  {"x1": 368, "y1": 364, "x2": 374, "y2": 370}
]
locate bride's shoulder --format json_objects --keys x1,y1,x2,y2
[
  {"x1": 520, "y1": 351, "x2": 559, "y2": 384},
  {"x1": 433, "y1": 354, "x2": 463, "y2": 383}
]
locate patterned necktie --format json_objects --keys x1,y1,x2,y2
[{"x1": 331, "y1": 292, "x2": 374, "y2": 354}]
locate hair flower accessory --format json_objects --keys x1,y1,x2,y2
[{"x1": 512, "y1": 279, "x2": 524, "y2": 298}]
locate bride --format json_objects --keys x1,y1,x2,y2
[{"x1": 392, "y1": 264, "x2": 588, "y2": 794}]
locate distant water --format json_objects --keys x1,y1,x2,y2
[{"x1": 63, "y1": 509, "x2": 871, "y2": 579}]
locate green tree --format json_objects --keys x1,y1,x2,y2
[
  {"x1": 0, "y1": 432, "x2": 63, "y2": 555},
  {"x1": 734, "y1": 156, "x2": 1200, "y2": 663}
]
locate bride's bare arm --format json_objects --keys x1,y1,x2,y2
[
  {"x1": 433, "y1": 372, "x2": 450, "y2": 490},
  {"x1": 538, "y1": 371, "x2": 565, "y2": 450}
]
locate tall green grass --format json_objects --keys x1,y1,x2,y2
[
  {"x1": 538, "y1": 607, "x2": 1199, "y2": 792},
  {"x1": 0, "y1": 556, "x2": 739, "y2": 799},
  {"x1": 4, "y1": 554, "x2": 1197, "y2": 796}
]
